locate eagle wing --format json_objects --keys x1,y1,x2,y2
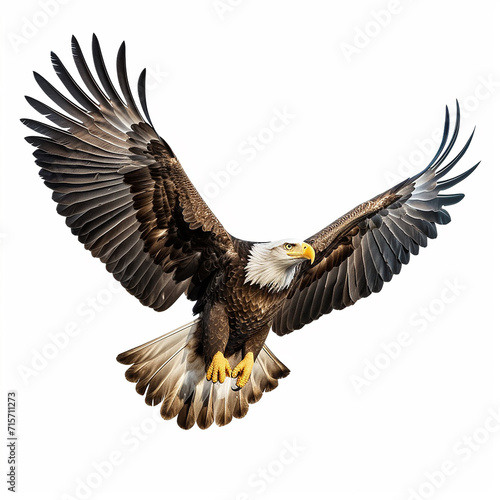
[
  {"x1": 23, "y1": 35, "x2": 234, "y2": 311},
  {"x1": 273, "y1": 103, "x2": 479, "y2": 335}
]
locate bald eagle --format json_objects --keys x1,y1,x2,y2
[{"x1": 23, "y1": 36, "x2": 479, "y2": 429}]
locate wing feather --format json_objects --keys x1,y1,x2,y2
[
  {"x1": 23, "y1": 36, "x2": 234, "y2": 311},
  {"x1": 273, "y1": 103, "x2": 478, "y2": 335}
]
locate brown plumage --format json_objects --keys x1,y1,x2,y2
[{"x1": 23, "y1": 36, "x2": 479, "y2": 429}]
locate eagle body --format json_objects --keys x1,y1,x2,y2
[
  {"x1": 23, "y1": 36, "x2": 479, "y2": 429},
  {"x1": 191, "y1": 238, "x2": 310, "y2": 364}
]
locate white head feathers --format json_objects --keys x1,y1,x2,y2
[{"x1": 244, "y1": 239, "x2": 304, "y2": 293}]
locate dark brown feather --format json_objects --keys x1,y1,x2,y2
[
  {"x1": 273, "y1": 103, "x2": 479, "y2": 335},
  {"x1": 23, "y1": 36, "x2": 235, "y2": 312}
]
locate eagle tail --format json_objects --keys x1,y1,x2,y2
[{"x1": 116, "y1": 320, "x2": 290, "y2": 429}]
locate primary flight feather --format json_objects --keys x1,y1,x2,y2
[{"x1": 23, "y1": 36, "x2": 479, "y2": 429}]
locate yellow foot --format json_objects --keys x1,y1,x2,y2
[
  {"x1": 232, "y1": 352, "x2": 254, "y2": 388},
  {"x1": 206, "y1": 351, "x2": 232, "y2": 384}
]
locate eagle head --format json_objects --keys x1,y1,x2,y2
[{"x1": 244, "y1": 239, "x2": 315, "y2": 293}]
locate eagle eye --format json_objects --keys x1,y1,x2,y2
[{"x1": 284, "y1": 243, "x2": 293, "y2": 251}]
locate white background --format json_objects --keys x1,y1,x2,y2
[{"x1": 1, "y1": 1, "x2": 499, "y2": 499}]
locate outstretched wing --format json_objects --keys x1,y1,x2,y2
[
  {"x1": 22, "y1": 35, "x2": 235, "y2": 311},
  {"x1": 273, "y1": 103, "x2": 479, "y2": 335}
]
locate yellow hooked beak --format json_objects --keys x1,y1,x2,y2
[{"x1": 287, "y1": 242, "x2": 315, "y2": 264}]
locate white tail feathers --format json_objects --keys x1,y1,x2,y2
[{"x1": 116, "y1": 319, "x2": 290, "y2": 429}]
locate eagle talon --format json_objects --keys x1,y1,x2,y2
[
  {"x1": 231, "y1": 352, "x2": 254, "y2": 388},
  {"x1": 206, "y1": 351, "x2": 232, "y2": 384}
]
